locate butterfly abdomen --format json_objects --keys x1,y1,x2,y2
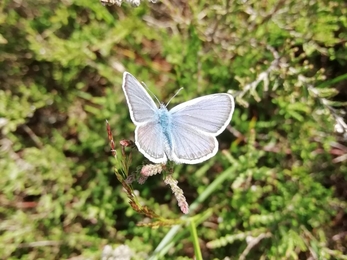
[{"x1": 158, "y1": 106, "x2": 174, "y2": 158}]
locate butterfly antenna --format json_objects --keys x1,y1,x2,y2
[
  {"x1": 141, "y1": 81, "x2": 161, "y2": 106},
  {"x1": 166, "y1": 87, "x2": 184, "y2": 107}
]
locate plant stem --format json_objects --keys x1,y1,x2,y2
[{"x1": 189, "y1": 218, "x2": 203, "y2": 260}]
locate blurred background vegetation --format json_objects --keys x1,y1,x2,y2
[{"x1": 1, "y1": 0, "x2": 347, "y2": 259}]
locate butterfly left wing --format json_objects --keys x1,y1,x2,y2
[
  {"x1": 122, "y1": 72, "x2": 168, "y2": 163},
  {"x1": 135, "y1": 121, "x2": 167, "y2": 164},
  {"x1": 122, "y1": 72, "x2": 159, "y2": 125},
  {"x1": 169, "y1": 93, "x2": 234, "y2": 164}
]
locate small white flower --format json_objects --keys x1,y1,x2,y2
[
  {"x1": 102, "y1": 244, "x2": 133, "y2": 260},
  {"x1": 113, "y1": 244, "x2": 132, "y2": 260},
  {"x1": 100, "y1": 0, "x2": 158, "y2": 6},
  {"x1": 128, "y1": 0, "x2": 140, "y2": 6}
]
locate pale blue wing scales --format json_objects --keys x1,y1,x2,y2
[
  {"x1": 169, "y1": 125, "x2": 218, "y2": 164},
  {"x1": 122, "y1": 72, "x2": 158, "y2": 124},
  {"x1": 135, "y1": 122, "x2": 167, "y2": 164},
  {"x1": 169, "y1": 93, "x2": 234, "y2": 135}
]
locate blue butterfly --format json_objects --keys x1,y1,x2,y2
[{"x1": 122, "y1": 72, "x2": 235, "y2": 164}]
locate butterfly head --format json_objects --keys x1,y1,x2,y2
[{"x1": 159, "y1": 103, "x2": 168, "y2": 110}]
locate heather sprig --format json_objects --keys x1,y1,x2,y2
[{"x1": 106, "y1": 121, "x2": 189, "y2": 227}]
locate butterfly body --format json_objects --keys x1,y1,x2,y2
[
  {"x1": 122, "y1": 72, "x2": 235, "y2": 165},
  {"x1": 157, "y1": 105, "x2": 171, "y2": 134},
  {"x1": 157, "y1": 105, "x2": 174, "y2": 156}
]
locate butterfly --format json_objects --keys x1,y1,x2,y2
[{"x1": 122, "y1": 72, "x2": 235, "y2": 164}]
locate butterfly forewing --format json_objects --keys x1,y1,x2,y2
[
  {"x1": 122, "y1": 72, "x2": 158, "y2": 124},
  {"x1": 169, "y1": 94, "x2": 234, "y2": 135}
]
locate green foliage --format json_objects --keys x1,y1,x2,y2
[{"x1": 1, "y1": 0, "x2": 347, "y2": 259}]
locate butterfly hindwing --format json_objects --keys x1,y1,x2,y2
[
  {"x1": 135, "y1": 121, "x2": 167, "y2": 164},
  {"x1": 169, "y1": 124, "x2": 218, "y2": 164}
]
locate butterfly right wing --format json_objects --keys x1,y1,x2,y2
[
  {"x1": 169, "y1": 94, "x2": 234, "y2": 135},
  {"x1": 122, "y1": 72, "x2": 159, "y2": 124},
  {"x1": 168, "y1": 124, "x2": 218, "y2": 164},
  {"x1": 168, "y1": 94, "x2": 234, "y2": 164}
]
